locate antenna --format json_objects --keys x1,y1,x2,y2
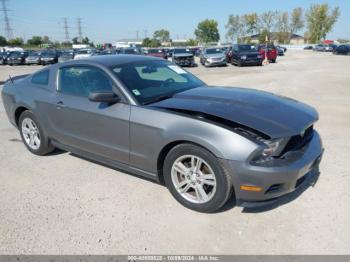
[{"x1": 0, "y1": 0, "x2": 13, "y2": 39}]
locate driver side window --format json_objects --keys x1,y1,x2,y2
[{"x1": 59, "y1": 66, "x2": 113, "y2": 97}]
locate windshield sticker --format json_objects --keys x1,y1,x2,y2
[
  {"x1": 168, "y1": 65, "x2": 187, "y2": 74},
  {"x1": 132, "y1": 89, "x2": 141, "y2": 96}
]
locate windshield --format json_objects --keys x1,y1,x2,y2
[
  {"x1": 42, "y1": 52, "x2": 56, "y2": 57},
  {"x1": 238, "y1": 45, "x2": 257, "y2": 51},
  {"x1": 111, "y1": 60, "x2": 204, "y2": 105},
  {"x1": 9, "y1": 52, "x2": 21, "y2": 58},
  {"x1": 205, "y1": 48, "x2": 223, "y2": 54},
  {"x1": 147, "y1": 49, "x2": 163, "y2": 54},
  {"x1": 174, "y1": 48, "x2": 191, "y2": 54},
  {"x1": 76, "y1": 49, "x2": 92, "y2": 54},
  {"x1": 29, "y1": 52, "x2": 40, "y2": 57},
  {"x1": 123, "y1": 48, "x2": 139, "y2": 54}
]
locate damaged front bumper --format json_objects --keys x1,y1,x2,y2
[{"x1": 221, "y1": 131, "x2": 324, "y2": 207}]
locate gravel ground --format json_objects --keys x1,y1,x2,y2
[{"x1": 0, "y1": 50, "x2": 349, "y2": 254}]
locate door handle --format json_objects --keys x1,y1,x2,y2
[{"x1": 56, "y1": 101, "x2": 66, "y2": 109}]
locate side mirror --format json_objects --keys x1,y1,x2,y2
[{"x1": 89, "y1": 91, "x2": 120, "y2": 103}]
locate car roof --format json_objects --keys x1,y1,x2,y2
[{"x1": 62, "y1": 54, "x2": 162, "y2": 67}]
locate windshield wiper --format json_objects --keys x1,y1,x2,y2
[{"x1": 143, "y1": 94, "x2": 173, "y2": 105}]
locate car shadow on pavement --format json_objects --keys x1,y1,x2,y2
[{"x1": 241, "y1": 168, "x2": 321, "y2": 214}]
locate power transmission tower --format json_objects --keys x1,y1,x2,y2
[
  {"x1": 0, "y1": 0, "x2": 13, "y2": 39},
  {"x1": 63, "y1": 17, "x2": 70, "y2": 42},
  {"x1": 76, "y1": 17, "x2": 83, "y2": 40},
  {"x1": 144, "y1": 29, "x2": 148, "y2": 39},
  {"x1": 136, "y1": 30, "x2": 139, "y2": 40}
]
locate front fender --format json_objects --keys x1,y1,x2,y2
[{"x1": 130, "y1": 106, "x2": 259, "y2": 173}]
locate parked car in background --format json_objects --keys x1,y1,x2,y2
[
  {"x1": 1, "y1": 55, "x2": 324, "y2": 212},
  {"x1": 333, "y1": 45, "x2": 350, "y2": 55},
  {"x1": 97, "y1": 49, "x2": 118, "y2": 56},
  {"x1": 25, "y1": 51, "x2": 42, "y2": 65},
  {"x1": 7, "y1": 51, "x2": 28, "y2": 65},
  {"x1": 200, "y1": 47, "x2": 226, "y2": 67},
  {"x1": 276, "y1": 45, "x2": 287, "y2": 52},
  {"x1": 304, "y1": 45, "x2": 314, "y2": 50},
  {"x1": 143, "y1": 48, "x2": 167, "y2": 59},
  {"x1": 227, "y1": 44, "x2": 262, "y2": 66},
  {"x1": 172, "y1": 48, "x2": 195, "y2": 67},
  {"x1": 120, "y1": 47, "x2": 141, "y2": 55},
  {"x1": 58, "y1": 50, "x2": 75, "y2": 63},
  {"x1": 0, "y1": 51, "x2": 11, "y2": 65},
  {"x1": 74, "y1": 49, "x2": 95, "y2": 60},
  {"x1": 314, "y1": 44, "x2": 326, "y2": 52},
  {"x1": 257, "y1": 45, "x2": 277, "y2": 63},
  {"x1": 41, "y1": 50, "x2": 60, "y2": 65},
  {"x1": 276, "y1": 46, "x2": 285, "y2": 56},
  {"x1": 166, "y1": 48, "x2": 174, "y2": 58}
]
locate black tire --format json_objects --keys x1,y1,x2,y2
[
  {"x1": 271, "y1": 59, "x2": 276, "y2": 63},
  {"x1": 163, "y1": 143, "x2": 233, "y2": 213},
  {"x1": 18, "y1": 110, "x2": 55, "y2": 156}
]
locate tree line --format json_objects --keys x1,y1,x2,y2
[
  {"x1": 0, "y1": 35, "x2": 93, "y2": 48},
  {"x1": 141, "y1": 4, "x2": 341, "y2": 46}
]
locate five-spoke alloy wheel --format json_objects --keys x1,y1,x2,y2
[
  {"x1": 171, "y1": 155, "x2": 217, "y2": 204},
  {"x1": 19, "y1": 110, "x2": 54, "y2": 155},
  {"x1": 164, "y1": 143, "x2": 233, "y2": 213}
]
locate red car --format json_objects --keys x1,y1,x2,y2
[
  {"x1": 257, "y1": 45, "x2": 277, "y2": 63},
  {"x1": 143, "y1": 48, "x2": 167, "y2": 59}
]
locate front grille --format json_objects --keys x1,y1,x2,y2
[
  {"x1": 281, "y1": 126, "x2": 314, "y2": 155},
  {"x1": 247, "y1": 54, "x2": 258, "y2": 59}
]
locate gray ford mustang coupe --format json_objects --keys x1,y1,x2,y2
[{"x1": 1, "y1": 55, "x2": 323, "y2": 212}]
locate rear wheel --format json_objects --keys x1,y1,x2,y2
[
  {"x1": 163, "y1": 144, "x2": 233, "y2": 213},
  {"x1": 19, "y1": 111, "x2": 54, "y2": 155},
  {"x1": 271, "y1": 59, "x2": 276, "y2": 63}
]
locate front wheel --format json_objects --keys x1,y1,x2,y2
[
  {"x1": 163, "y1": 144, "x2": 233, "y2": 213},
  {"x1": 19, "y1": 111, "x2": 55, "y2": 155}
]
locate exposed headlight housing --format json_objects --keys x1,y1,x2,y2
[
  {"x1": 261, "y1": 138, "x2": 284, "y2": 158},
  {"x1": 253, "y1": 137, "x2": 289, "y2": 163}
]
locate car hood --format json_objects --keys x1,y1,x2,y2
[
  {"x1": 151, "y1": 87, "x2": 318, "y2": 138},
  {"x1": 239, "y1": 51, "x2": 260, "y2": 56},
  {"x1": 173, "y1": 53, "x2": 193, "y2": 58},
  {"x1": 205, "y1": 54, "x2": 225, "y2": 59}
]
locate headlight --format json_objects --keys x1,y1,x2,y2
[
  {"x1": 241, "y1": 55, "x2": 247, "y2": 60},
  {"x1": 261, "y1": 138, "x2": 284, "y2": 158},
  {"x1": 257, "y1": 54, "x2": 263, "y2": 59},
  {"x1": 253, "y1": 138, "x2": 287, "y2": 163}
]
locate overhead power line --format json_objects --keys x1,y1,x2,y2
[
  {"x1": 63, "y1": 17, "x2": 70, "y2": 42},
  {"x1": 0, "y1": 0, "x2": 13, "y2": 39},
  {"x1": 76, "y1": 17, "x2": 83, "y2": 39}
]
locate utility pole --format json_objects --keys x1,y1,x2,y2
[
  {"x1": 144, "y1": 29, "x2": 148, "y2": 39},
  {"x1": 136, "y1": 30, "x2": 139, "y2": 40},
  {"x1": 63, "y1": 17, "x2": 70, "y2": 42},
  {"x1": 76, "y1": 17, "x2": 83, "y2": 40},
  {"x1": 0, "y1": 0, "x2": 13, "y2": 39}
]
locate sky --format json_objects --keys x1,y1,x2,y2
[{"x1": 2, "y1": 0, "x2": 349, "y2": 43}]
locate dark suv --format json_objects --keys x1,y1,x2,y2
[
  {"x1": 226, "y1": 44, "x2": 263, "y2": 66},
  {"x1": 7, "y1": 51, "x2": 29, "y2": 65}
]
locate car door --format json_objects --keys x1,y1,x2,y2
[
  {"x1": 232, "y1": 45, "x2": 239, "y2": 64},
  {"x1": 47, "y1": 65, "x2": 130, "y2": 164}
]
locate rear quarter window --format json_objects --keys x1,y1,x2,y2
[{"x1": 31, "y1": 70, "x2": 49, "y2": 85}]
